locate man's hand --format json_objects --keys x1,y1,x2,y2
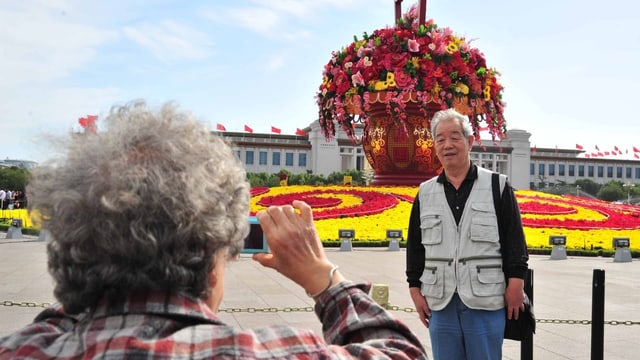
[
  {"x1": 409, "y1": 287, "x2": 431, "y2": 328},
  {"x1": 504, "y1": 278, "x2": 525, "y2": 320}
]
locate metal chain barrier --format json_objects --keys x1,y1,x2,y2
[
  {"x1": 3, "y1": 300, "x2": 639, "y2": 326},
  {"x1": 1, "y1": 300, "x2": 52, "y2": 308}
]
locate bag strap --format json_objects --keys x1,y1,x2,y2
[
  {"x1": 492, "y1": 173, "x2": 507, "y2": 277},
  {"x1": 492, "y1": 172, "x2": 505, "y2": 237},
  {"x1": 491, "y1": 172, "x2": 501, "y2": 216}
]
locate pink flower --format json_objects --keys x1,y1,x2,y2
[
  {"x1": 407, "y1": 39, "x2": 420, "y2": 52},
  {"x1": 351, "y1": 71, "x2": 365, "y2": 87}
]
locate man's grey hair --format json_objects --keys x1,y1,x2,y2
[
  {"x1": 28, "y1": 101, "x2": 250, "y2": 314},
  {"x1": 430, "y1": 108, "x2": 473, "y2": 138}
]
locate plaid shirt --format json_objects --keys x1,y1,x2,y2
[{"x1": 0, "y1": 281, "x2": 427, "y2": 359}]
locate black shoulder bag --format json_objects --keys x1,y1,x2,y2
[{"x1": 492, "y1": 173, "x2": 536, "y2": 341}]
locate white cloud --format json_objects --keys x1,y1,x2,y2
[
  {"x1": 122, "y1": 20, "x2": 214, "y2": 61},
  {"x1": 265, "y1": 54, "x2": 286, "y2": 71},
  {"x1": 0, "y1": 3, "x2": 116, "y2": 88}
]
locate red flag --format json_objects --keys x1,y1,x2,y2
[
  {"x1": 636, "y1": 154, "x2": 640, "y2": 159},
  {"x1": 604, "y1": 151, "x2": 610, "y2": 156},
  {"x1": 575, "y1": 144, "x2": 584, "y2": 150},
  {"x1": 271, "y1": 126, "x2": 281, "y2": 134},
  {"x1": 532, "y1": 145, "x2": 537, "y2": 154},
  {"x1": 614, "y1": 145, "x2": 620, "y2": 152},
  {"x1": 295, "y1": 128, "x2": 307, "y2": 136},
  {"x1": 595, "y1": 145, "x2": 600, "y2": 151},
  {"x1": 216, "y1": 123, "x2": 226, "y2": 131},
  {"x1": 244, "y1": 125, "x2": 253, "y2": 133},
  {"x1": 79, "y1": 114, "x2": 98, "y2": 133},
  {"x1": 634, "y1": 146, "x2": 640, "y2": 153},
  {"x1": 585, "y1": 154, "x2": 590, "y2": 158}
]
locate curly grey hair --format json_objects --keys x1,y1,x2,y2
[
  {"x1": 27, "y1": 101, "x2": 250, "y2": 314},
  {"x1": 430, "y1": 108, "x2": 473, "y2": 139}
]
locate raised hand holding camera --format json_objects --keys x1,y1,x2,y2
[{"x1": 252, "y1": 200, "x2": 344, "y2": 298}]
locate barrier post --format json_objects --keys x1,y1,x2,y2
[
  {"x1": 521, "y1": 268, "x2": 534, "y2": 360},
  {"x1": 5, "y1": 218, "x2": 23, "y2": 239},
  {"x1": 338, "y1": 229, "x2": 354, "y2": 252},
  {"x1": 591, "y1": 269, "x2": 605, "y2": 360}
]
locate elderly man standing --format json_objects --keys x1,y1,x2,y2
[{"x1": 406, "y1": 108, "x2": 529, "y2": 360}]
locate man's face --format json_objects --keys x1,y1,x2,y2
[{"x1": 433, "y1": 118, "x2": 473, "y2": 171}]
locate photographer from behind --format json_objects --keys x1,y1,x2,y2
[{"x1": 0, "y1": 101, "x2": 428, "y2": 359}]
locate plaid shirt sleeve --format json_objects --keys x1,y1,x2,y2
[
  {"x1": 0, "y1": 283, "x2": 427, "y2": 359},
  {"x1": 314, "y1": 281, "x2": 427, "y2": 359}
]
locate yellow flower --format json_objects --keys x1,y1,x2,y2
[
  {"x1": 431, "y1": 83, "x2": 442, "y2": 95},
  {"x1": 374, "y1": 72, "x2": 397, "y2": 90},
  {"x1": 483, "y1": 85, "x2": 491, "y2": 101},
  {"x1": 446, "y1": 35, "x2": 463, "y2": 54},
  {"x1": 322, "y1": 76, "x2": 332, "y2": 88},
  {"x1": 455, "y1": 82, "x2": 469, "y2": 95}
]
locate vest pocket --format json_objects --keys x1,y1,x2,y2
[
  {"x1": 420, "y1": 214, "x2": 442, "y2": 245},
  {"x1": 420, "y1": 265, "x2": 444, "y2": 299},
  {"x1": 469, "y1": 202, "x2": 499, "y2": 243},
  {"x1": 469, "y1": 263, "x2": 505, "y2": 297}
]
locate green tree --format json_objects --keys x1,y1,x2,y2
[
  {"x1": 574, "y1": 179, "x2": 600, "y2": 197},
  {"x1": 246, "y1": 172, "x2": 279, "y2": 187},
  {"x1": 0, "y1": 167, "x2": 30, "y2": 191},
  {"x1": 596, "y1": 181, "x2": 625, "y2": 202}
]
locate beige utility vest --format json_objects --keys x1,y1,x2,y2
[{"x1": 418, "y1": 167, "x2": 506, "y2": 311}]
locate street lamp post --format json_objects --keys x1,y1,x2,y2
[
  {"x1": 576, "y1": 185, "x2": 581, "y2": 196},
  {"x1": 623, "y1": 183, "x2": 633, "y2": 204}
]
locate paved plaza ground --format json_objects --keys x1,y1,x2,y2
[{"x1": 1, "y1": 235, "x2": 638, "y2": 359}]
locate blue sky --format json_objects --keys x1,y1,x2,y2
[{"x1": 2, "y1": 0, "x2": 639, "y2": 163}]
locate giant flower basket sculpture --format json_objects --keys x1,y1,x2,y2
[{"x1": 317, "y1": 1, "x2": 507, "y2": 185}]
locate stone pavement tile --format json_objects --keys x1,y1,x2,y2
[{"x1": 1, "y1": 239, "x2": 639, "y2": 359}]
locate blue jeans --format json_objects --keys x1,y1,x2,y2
[{"x1": 429, "y1": 293, "x2": 505, "y2": 360}]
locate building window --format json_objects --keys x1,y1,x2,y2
[
  {"x1": 530, "y1": 163, "x2": 535, "y2": 175},
  {"x1": 548, "y1": 164, "x2": 555, "y2": 176},
  {"x1": 597, "y1": 166, "x2": 604, "y2": 178},
  {"x1": 626, "y1": 167, "x2": 632, "y2": 178},
  {"x1": 246, "y1": 151, "x2": 254, "y2": 165},
  {"x1": 538, "y1": 163, "x2": 545, "y2": 176},
  {"x1": 272, "y1": 152, "x2": 280, "y2": 166},
  {"x1": 285, "y1": 153, "x2": 294, "y2": 166},
  {"x1": 579, "y1": 165, "x2": 585, "y2": 177},
  {"x1": 616, "y1": 167, "x2": 623, "y2": 178},
  {"x1": 298, "y1": 153, "x2": 307, "y2": 167},
  {"x1": 259, "y1": 151, "x2": 267, "y2": 165},
  {"x1": 588, "y1": 165, "x2": 594, "y2": 177},
  {"x1": 636, "y1": 168, "x2": 640, "y2": 179},
  {"x1": 569, "y1": 164, "x2": 575, "y2": 176},
  {"x1": 559, "y1": 164, "x2": 565, "y2": 176},
  {"x1": 607, "y1": 166, "x2": 613, "y2": 178}
]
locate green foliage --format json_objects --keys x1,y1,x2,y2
[
  {"x1": 0, "y1": 167, "x2": 30, "y2": 191},
  {"x1": 247, "y1": 170, "x2": 365, "y2": 188},
  {"x1": 574, "y1": 179, "x2": 601, "y2": 196},
  {"x1": 597, "y1": 181, "x2": 626, "y2": 202},
  {"x1": 246, "y1": 172, "x2": 280, "y2": 187}
]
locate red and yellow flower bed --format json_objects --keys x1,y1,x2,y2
[{"x1": 250, "y1": 186, "x2": 640, "y2": 251}]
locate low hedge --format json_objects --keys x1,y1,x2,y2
[{"x1": 3, "y1": 228, "x2": 638, "y2": 258}]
